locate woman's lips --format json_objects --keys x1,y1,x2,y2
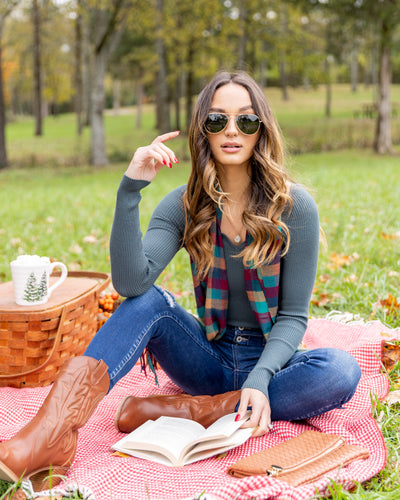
[{"x1": 221, "y1": 143, "x2": 242, "y2": 153}]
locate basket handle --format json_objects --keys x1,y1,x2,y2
[{"x1": 0, "y1": 306, "x2": 67, "y2": 380}]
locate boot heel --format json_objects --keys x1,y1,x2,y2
[{"x1": 28, "y1": 466, "x2": 69, "y2": 491}]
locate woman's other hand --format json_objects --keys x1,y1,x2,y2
[
  {"x1": 237, "y1": 387, "x2": 272, "y2": 437},
  {"x1": 125, "y1": 131, "x2": 180, "y2": 182}
]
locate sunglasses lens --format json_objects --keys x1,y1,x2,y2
[
  {"x1": 205, "y1": 113, "x2": 228, "y2": 133},
  {"x1": 236, "y1": 114, "x2": 260, "y2": 135}
]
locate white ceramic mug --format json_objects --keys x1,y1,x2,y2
[{"x1": 10, "y1": 255, "x2": 68, "y2": 306}]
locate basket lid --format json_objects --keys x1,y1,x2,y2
[{"x1": 0, "y1": 276, "x2": 101, "y2": 312}]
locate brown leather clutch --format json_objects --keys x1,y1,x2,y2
[{"x1": 227, "y1": 430, "x2": 370, "y2": 486}]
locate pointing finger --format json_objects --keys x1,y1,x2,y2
[{"x1": 152, "y1": 130, "x2": 180, "y2": 144}]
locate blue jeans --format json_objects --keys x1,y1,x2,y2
[{"x1": 85, "y1": 285, "x2": 361, "y2": 421}]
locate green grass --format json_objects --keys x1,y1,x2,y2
[
  {"x1": 2, "y1": 150, "x2": 400, "y2": 497},
  {"x1": 1, "y1": 149, "x2": 399, "y2": 329},
  {"x1": 293, "y1": 151, "x2": 400, "y2": 329},
  {"x1": 4, "y1": 84, "x2": 400, "y2": 166},
  {"x1": 1, "y1": 85, "x2": 400, "y2": 497}
]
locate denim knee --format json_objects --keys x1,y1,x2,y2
[
  {"x1": 324, "y1": 348, "x2": 362, "y2": 400},
  {"x1": 123, "y1": 285, "x2": 177, "y2": 317}
]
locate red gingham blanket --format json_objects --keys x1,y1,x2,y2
[{"x1": 0, "y1": 317, "x2": 396, "y2": 500}]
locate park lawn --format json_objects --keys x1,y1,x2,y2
[
  {"x1": 2, "y1": 148, "x2": 399, "y2": 329},
  {"x1": 1, "y1": 82, "x2": 400, "y2": 498},
  {"x1": 1, "y1": 149, "x2": 400, "y2": 498},
  {"x1": 4, "y1": 83, "x2": 400, "y2": 166}
]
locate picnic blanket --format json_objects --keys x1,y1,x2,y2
[{"x1": 0, "y1": 315, "x2": 397, "y2": 500}]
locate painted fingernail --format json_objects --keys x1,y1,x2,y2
[
  {"x1": 174, "y1": 157, "x2": 179, "y2": 163},
  {"x1": 169, "y1": 162, "x2": 172, "y2": 168},
  {"x1": 162, "y1": 160, "x2": 167, "y2": 165},
  {"x1": 235, "y1": 414, "x2": 241, "y2": 422}
]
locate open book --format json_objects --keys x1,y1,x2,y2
[{"x1": 111, "y1": 412, "x2": 253, "y2": 467}]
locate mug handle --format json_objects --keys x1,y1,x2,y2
[{"x1": 48, "y1": 262, "x2": 68, "y2": 297}]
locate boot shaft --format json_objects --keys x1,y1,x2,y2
[
  {"x1": 116, "y1": 390, "x2": 241, "y2": 433},
  {"x1": 0, "y1": 356, "x2": 109, "y2": 487}
]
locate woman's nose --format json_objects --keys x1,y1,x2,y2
[{"x1": 225, "y1": 116, "x2": 238, "y2": 135}]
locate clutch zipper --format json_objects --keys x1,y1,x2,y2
[{"x1": 266, "y1": 436, "x2": 345, "y2": 477}]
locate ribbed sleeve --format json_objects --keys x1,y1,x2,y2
[{"x1": 109, "y1": 175, "x2": 186, "y2": 297}]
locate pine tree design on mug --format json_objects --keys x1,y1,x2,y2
[{"x1": 23, "y1": 271, "x2": 47, "y2": 302}]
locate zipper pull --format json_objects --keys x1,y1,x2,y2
[{"x1": 266, "y1": 465, "x2": 283, "y2": 476}]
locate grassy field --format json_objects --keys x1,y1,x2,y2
[
  {"x1": 1, "y1": 84, "x2": 400, "y2": 498},
  {"x1": 1, "y1": 150, "x2": 399, "y2": 330},
  {"x1": 4, "y1": 83, "x2": 400, "y2": 167}
]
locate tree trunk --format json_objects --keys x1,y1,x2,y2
[
  {"x1": 136, "y1": 78, "x2": 143, "y2": 129},
  {"x1": 373, "y1": 21, "x2": 392, "y2": 154},
  {"x1": 325, "y1": 56, "x2": 332, "y2": 118},
  {"x1": 280, "y1": 60, "x2": 289, "y2": 101},
  {"x1": 371, "y1": 43, "x2": 379, "y2": 103},
  {"x1": 350, "y1": 49, "x2": 358, "y2": 92},
  {"x1": 279, "y1": 5, "x2": 289, "y2": 101},
  {"x1": 90, "y1": 49, "x2": 108, "y2": 166},
  {"x1": 237, "y1": 4, "x2": 247, "y2": 71},
  {"x1": 259, "y1": 41, "x2": 267, "y2": 88},
  {"x1": 0, "y1": 35, "x2": 8, "y2": 169},
  {"x1": 83, "y1": 17, "x2": 91, "y2": 127},
  {"x1": 174, "y1": 75, "x2": 181, "y2": 132},
  {"x1": 155, "y1": 0, "x2": 170, "y2": 133},
  {"x1": 75, "y1": 0, "x2": 83, "y2": 135},
  {"x1": 185, "y1": 42, "x2": 195, "y2": 133},
  {"x1": 113, "y1": 78, "x2": 120, "y2": 115},
  {"x1": 32, "y1": 0, "x2": 43, "y2": 136},
  {"x1": 173, "y1": 51, "x2": 183, "y2": 132}
]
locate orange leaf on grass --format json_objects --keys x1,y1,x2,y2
[
  {"x1": 381, "y1": 231, "x2": 400, "y2": 240},
  {"x1": 328, "y1": 252, "x2": 354, "y2": 270},
  {"x1": 311, "y1": 293, "x2": 332, "y2": 307},
  {"x1": 380, "y1": 293, "x2": 400, "y2": 310}
]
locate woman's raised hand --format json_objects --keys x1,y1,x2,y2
[{"x1": 125, "y1": 131, "x2": 180, "y2": 182}]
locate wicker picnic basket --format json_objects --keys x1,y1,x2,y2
[{"x1": 0, "y1": 270, "x2": 110, "y2": 388}]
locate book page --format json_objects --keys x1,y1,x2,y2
[
  {"x1": 202, "y1": 412, "x2": 251, "y2": 439},
  {"x1": 112, "y1": 416, "x2": 206, "y2": 464},
  {"x1": 115, "y1": 447, "x2": 178, "y2": 467},
  {"x1": 179, "y1": 412, "x2": 251, "y2": 460},
  {"x1": 184, "y1": 427, "x2": 254, "y2": 465}
]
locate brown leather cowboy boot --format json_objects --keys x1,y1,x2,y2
[
  {"x1": 0, "y1": 356, "x2": 109, "y2": 490},
  {"x1": 115, "y1": 390, "x2": 241, "y2": 433}
]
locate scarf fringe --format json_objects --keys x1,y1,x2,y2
[{"x1": 140, "y1": 348, "x2": 159, "y2": 386}]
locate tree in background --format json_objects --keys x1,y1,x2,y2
[
  {"x1": 0, "y1": 0, "x2": 21, "y2": 169},
  {"x1": 154, "y1": 0, "x2": 170, "y2": 133},
  {"x1": 75, "y1": 0, "x2": 83, "y2": 135},
  {"x1": 32, "y1": 0, "x2": 42, "y2": 136},
  {"x1": 3, "y1": 1, "x2": 75, "y2": 120},
  {"x1": 108, "y1": 2, "x2": 156, "y2": 129},
  {"x1": 1, "y1": 0, "x2": 399, "y2": 163},
  {"x1": 315, "y1": 0, "x2": 399, "y2": 154},
  {"x1": 83, "y1": 0, "x2": 135, "y2": 166},
  {"x1": 163, "y1": 0, "x2": 226, "y2": 133}
]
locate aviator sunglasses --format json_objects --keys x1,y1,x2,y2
[{"x1": 205, "y1": 112, "x2": 261, "y2": 135}]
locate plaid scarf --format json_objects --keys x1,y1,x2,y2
[{"x1": 191, "y1": 208, "x2": 280, "y2": 341}]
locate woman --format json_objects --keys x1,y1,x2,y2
[{"x1": 0, "y1": 71, "x2": 361, "y2": 487}]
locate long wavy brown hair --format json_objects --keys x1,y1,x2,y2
[{"x1": 183, "y1": 71, "x2": 293, "y2": 279}]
